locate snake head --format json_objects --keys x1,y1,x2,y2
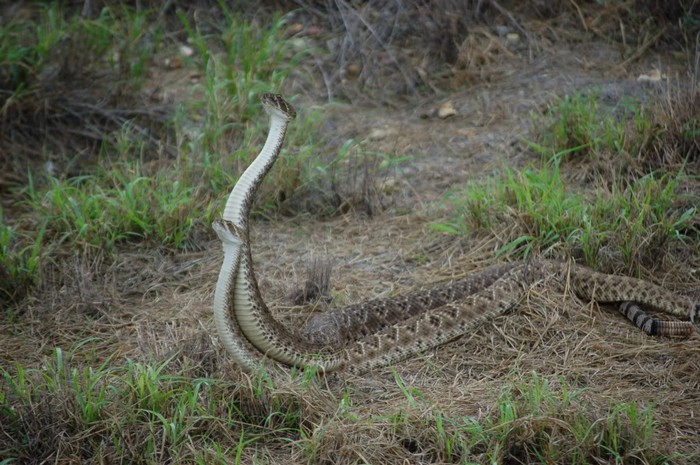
[
  {"x1": 260, "y1": 93, "x2": 297, "y2": 121},
  {"x1": 212, "y1": 218, "x2": 243, "y2": 246}
]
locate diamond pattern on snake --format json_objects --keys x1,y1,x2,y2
[{"x1": 211, "y1": 93, "x2": 699, "y2": 375}]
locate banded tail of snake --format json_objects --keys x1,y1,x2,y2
[{"x1": 212, "y1": 93, "x2": 699, "y2": 374}]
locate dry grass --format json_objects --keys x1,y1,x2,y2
[
  {"x1": 637, "y1": 80, "x2": 700, "y2": 174},
  {"x1": 5, "y1": 208, "x2": 699, "y2": 462},
  {"x1": 0, "y1": 2, "x2": 173, "y2": 185},
  {"x1": 286, "y1": 0, "x2": 699, "y2": 103},
  {"x1": 2, "y1": 1, "x2": 700, "y2": 464},
  {"x1": 288, "y1": 258, "x2": 333, "y2": 306}
]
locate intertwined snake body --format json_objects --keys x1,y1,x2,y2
[{"x1": 212, "y1": 93, "x2": 699, "y2": 374}]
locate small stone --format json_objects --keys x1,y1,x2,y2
[
  {"x1": 637, "y1": 69, "x2": 665, "y2": 83},
  {"x1": 506, "y1": 33, "x2": 520, "y2": 43},
  {"x1": 437, "y1": 100, "x2": 458, "y2": 119},
  {"x1": 346, "y1": 63, "x2": 361, "y2": 76},
  {"x1": 368, "y1": 127, "x2": 398, "y2": 140},
  {"x1": 179, "y1": 45, "x2": 194, "y2": 57}
]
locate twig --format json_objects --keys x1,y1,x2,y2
[
  {"x1": 335, "y1": 0, "x2": 416, "y2": 93},
  {"x1": 314, "y1": 55, "x2": 334, "y2": 103},
  {"x1": 617, "y1": 26, "x2": 666, "y2": 71},
  {"x1": 568, "y1": 0, "x2": 587, "y2": 32}
]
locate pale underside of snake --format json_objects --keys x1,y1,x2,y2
[{"x1": 212, "y1": 93, "x2": 699, "y2": 375}]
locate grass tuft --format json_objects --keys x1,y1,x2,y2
[
  {"x1": 530, "y1": 88, "x2": 699, "y2": 180},
  {"x1": 380, "y1": 372, "x2": 670, "y2": 464},
  {"x1": 0, "y1": 216, "x2": 44, "y2": 312},
  {"x1": 0, "y1": 346, "x2": 308, "y2": 464},
  {"x1": 435, "y1": 161, "x2": 696, "y2": 272},
  {"x1": 24, "y1": 170, "x2": 200, "y2": 252},
  {"x1": 435, "y1": 85, "x2": 699, "y2": 273}
]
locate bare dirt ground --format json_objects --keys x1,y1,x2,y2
[{"x1": 3, "y1": 9, "x2": 700, "y2": 464}]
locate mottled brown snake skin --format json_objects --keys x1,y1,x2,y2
[{"x1": 212, "y1": 93, "x2": 699, "y2": 374}]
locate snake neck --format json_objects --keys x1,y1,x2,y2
[
  {"x1": 211, "y1": 221, "x2": 265, "y2": 372},
  {"x1": 213, "y1": 107, "x2": 293, "y2": 372},
  {"x1": 222, "y1": 114, "x2": 289, "y2": 228}
]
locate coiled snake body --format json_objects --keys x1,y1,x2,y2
[{"x1": 212, "y1": 93, "x2": 699, "y2": 374}]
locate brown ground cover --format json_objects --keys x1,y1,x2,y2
[{"x1": 1, "y1": 1, "x2": 699, "y2": 463}]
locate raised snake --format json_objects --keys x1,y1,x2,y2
[{"x1": 212, "y1": 93, "x2": 699, "y2": 374}]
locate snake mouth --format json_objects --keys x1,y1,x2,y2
[{"x1": 212, "y1": 219, "x2": 242, "y2": 246}]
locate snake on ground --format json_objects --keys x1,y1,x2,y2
[{"x1": 211, "y1": 93, "x2": 699, "y2": 374}]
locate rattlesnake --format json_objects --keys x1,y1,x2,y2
[{"x1": 212, "y1": 93, "x2": 699, "y2": 375}]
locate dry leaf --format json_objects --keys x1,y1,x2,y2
[
  {"x1": 368, "y1": 127, "x2": 398, "y2": 140},
  {"x1": 637, "y1": 69, "x2": 665, "y2": 83},
  {"x1": 438, "y1": 100, "x2": 458, "y2": 119}
]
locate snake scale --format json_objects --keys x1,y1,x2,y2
[{"x1": 212, "y1": 93, "x2": 699, "y2": 374}]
